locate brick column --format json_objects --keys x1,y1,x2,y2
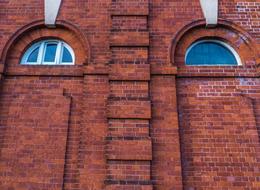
[
  {"x1": 79, "y1": 66, "x2": 109, "y2": 190},
  {"x1": 150, "y1": 67, "x2": 183, "y2": 190},
  {"x1": 252, "y1": 99, "x2": 260, "y2": 136},
  {"x1": 105, "y1": 1, "x2": 153, "y2": 189},
  {"x1": 0, "y1": 64, "x2": 4, "y2": 81}
]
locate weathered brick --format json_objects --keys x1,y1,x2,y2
[
  {"x1": 111, "y1": 0, "x2": 149, "y2": 16},
  {"x1": 107, "y1": 100, "x2": 151, "y2": 119},
  {"x1": 0, "y1": 1, "x2": 259, "y2": 190},
  {"x1": 111, "y1": 47, "x2": 148, "y2": 64},
  {"x1": 109, "y1": 64, "x2": 150, "y2": 81},
  {"x1": 107, "y1": 160, "x2": 151, "y2": 181},
  {"x1": 106, "y1": 139, "x2": 152, "y2": 161},
  {"x1": 108, "y1": 119, "x2": 149, "y2": 138},
  {"x1": 112, "y1": 16, "x2": 148, "y2": 31},
  {"x1": 110, "y1": 32, "x2": 149, "y2": 47},
  {"x1": 110, "y1": 81, "x2": 149, "y2": 99},
  {"x1": 106, "y1": 185, "x2": 153, "y2": 190}
]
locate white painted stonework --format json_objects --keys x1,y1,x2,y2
[
  {"x1": 45, "y1": 0, "x2": 62, "y2": 26},
  {"x1": 200, "y1": 0, "x2": 218, "y2": 26}
]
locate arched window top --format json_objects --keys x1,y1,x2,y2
[
  {"x1": 21, "y1": 40, "x2": 75, "y2": 65},
  {"x1": 185, "y1": 40, "x2": 241, "y2": 66}
]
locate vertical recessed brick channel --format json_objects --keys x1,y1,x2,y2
[{"x1": 106, "y1": 0, "x2": 153, "y2": 189}]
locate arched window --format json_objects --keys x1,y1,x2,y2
[
  {"x1": 185, "y1": 40, "x2": 241, "y2": 66},
  {"x1": 21, "y1": 40, "x2": 75, "y2": 65}
]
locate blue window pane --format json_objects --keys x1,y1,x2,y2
[
  {"x1": 44, "y1": 44, "x2": 57, "y2": 62},
  {"x1": 62, "y1": 47, "x2": 73, "y2": 63},
  {"x1": 27, "y1": 47, "x2": 39, "y2": 62},
  {"x1": 186, "y1": 42, "x2": 237, "y2": 65}
]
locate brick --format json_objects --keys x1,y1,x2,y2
[
  {"x1": 111, "y1": 47, "x2": 148, "y2": 64},
  {"x1": 0, "y1": 1, "x2": 259, "y2": 190},
  {"x1": 151, "y1": 76, "x2": 183, "y2": 190},
  {"x1": 177, "y1": 78, "x2": 260, "y2": 190},
  {"x1": 110, "y1": 32, "x2": 149, "y2": 47},
  {"x1": 109, "y1": 64, "x2": 150, "y2": 81},
  {"x1": 110, "y1": 81, "x2": 149, "y2": 99},
  {"x1": 0, "y1": 78, "x2": 72, "y2": 190},
  {"x1": 106, "y1": 185, "x2": 153, "y2": 190},
  {"x1": 107, "y1": 160, "x2": 151, "y2": 181},
  {"x1": 108, "y1": 119, "x2": 149, "y2": 138},
  {"x1": 112, "y1": 16, "x2": 148, "y2": 31},
  {"x1": 106, "y1": 139, "x2": 152, "y2": 161},
  {"x1": 107, "y1": 100, "x2": 151, "y2": 119},
  {"x1": 111, "y1": 0, "x2": 149, "y2": 16}
]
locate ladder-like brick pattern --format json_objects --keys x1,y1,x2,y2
[{"x1": 106, "y1": 1, "x2": 153, "y2": 189}]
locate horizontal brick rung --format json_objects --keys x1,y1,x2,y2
[
  {"x1": 111, "y1": 0, "x2": 149, "y2": 16},
  {"x1": 108, "y1": 119, "x2": 150, "y2": 138},
  {"x1": 109, "y1": 64, "x2": 150, "y2": 81},
  {"x1": 106, "y1": 184, "x2": 153, "y2": 190},
  {"x1": 107, "y1": 100, "x2": 151, "y2": 119},
  {"x1": 111, "y1": 47, "x2": 148, "y2": 64},
  {"x1": 105, "y1": 179, "x2": 152, "y2": 185},
  {"x1": 109, "y1": 81, "x2": 149, "y2": 99},
  {"x1": 110, "y1": 32, "x2": 149, "y2": 47},
  {"x1": 106, "y1": 139, "x2": 152, "y2": 161},
  {"x1": 106, "y1": 137, "x2": 150, "y2": 141},
  {"x1": 111, "y1": 16, "x2": 148, "y2": 31},
  {"x1": 107, "y1": 160, "x2": 151, "y2": 181}
]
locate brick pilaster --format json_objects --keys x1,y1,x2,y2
[{"x1": 106, "y1": 1, "x2": 153, "y2": 189}]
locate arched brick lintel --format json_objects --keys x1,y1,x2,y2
[
  {"x1": 170, "y1": 19, "x2": 259, "y2": 67},
  {"x1": 0, "y1": 19, "x2": 91, "y2": 68}
]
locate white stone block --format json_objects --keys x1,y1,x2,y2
[
  {"x1": 45, "y1": 0, "x2": 62, "y2": 27},
  {"x1": 200, "y1": 0, "x2": 218, "y2": 26}
]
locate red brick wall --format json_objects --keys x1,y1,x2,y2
[
  {"x1": 219, "y1": 0, "x2": 260, "y2": 41},
  {"x1": 151, "y1": 76, "x2": 183, "y2": 190},
  {"x1": 177, "y1": 78, "x2": 260, "y2": 189},
  {"x1": 0, "y1": 77, "x2": 81, "y2": 190},
  {"x1": 0, "y1": 0, "x2": 259, "y2": 190}
]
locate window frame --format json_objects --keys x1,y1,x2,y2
[
  {"x1": 20, "y1": 40, "x2": 75, "y2": 65},
  {"x1": 185, "y1": 40, "x2": 242, "y2": 66}
]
